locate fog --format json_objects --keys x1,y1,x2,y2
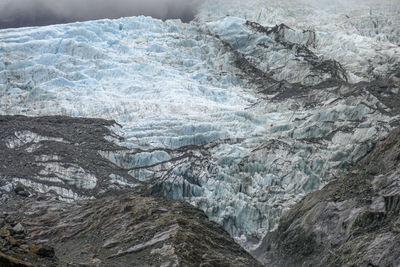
[{"x1": 0, "y1": 0, "x2": 204, "y2": 29}]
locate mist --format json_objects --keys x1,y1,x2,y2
[{"x1": 0, "y1": 0, "x2": 204, "y2": 29}]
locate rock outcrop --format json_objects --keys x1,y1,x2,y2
[
  {"x1": 0, "y1": 194, "x2": 261, "y2": 266},
  {"x1": 253, "y1": 126, "x2": 400, "y2": 266}
]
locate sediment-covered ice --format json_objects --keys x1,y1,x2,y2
[{"x1": 0, "y1": 0, "x2": 399, "y2": 249}]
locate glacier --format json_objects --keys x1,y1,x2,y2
[{"x1": 1, "y1": 0, "x2": 399, "y2": 250}]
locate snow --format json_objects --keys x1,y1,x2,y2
[
  {"x1": 1, "y1": 0, "x2": 399, "y2": 249},
  {"x1": 199, "y1": 0, "x2": 400, "y2": 83}
]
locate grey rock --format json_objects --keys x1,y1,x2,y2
[
  {"x1": 253, "y1": 126, "x2": 400, "y2": 266},
  {"x1": 5, "y1": 215, "x2": 19, "y2": 227},
  {"x1": 12, "y1": 223, "x2": 24, "y2": 234},
  {"x1": 0, "y1": 194, "x2": 262, "y2": 266},
  {"x1": 14, "y1": 184, "x2": 29, "y2": 198},
  {"x1": 16, "y1": 190, "x2": 30, "y2": 198}
]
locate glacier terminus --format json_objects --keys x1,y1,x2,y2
[{"x1": 0, "y1": 0, "x2": 399, "y2": 264}]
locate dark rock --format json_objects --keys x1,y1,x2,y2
[
  {"x1": 5, "y1": 216, "x2": 19, "y2": 227},
  {"x1": 29, "y1": 245, "x2": 55, "y2": 258},
  {"x1": 11, "y1": 247, "x2": 26, "y2": 255},
  {"x1": 19, "y1": 245, "x2": 29, "y2": 252},
  {"x1": 35, "y1": 196, "x2": 48, "y2": 201},
  {"x1": 0, "y1": 238, "x2": 8, "y2": 248},
  {"x1": 6, "y1": 236, "x2": 18, "y2": 247},
  {"x1": 0, "y1": 252, "x2": 33, "y2": 267},
  {"x1": 11, "y1": 195, "x2": 261, "y2": 266},
  {"x1": 13, "y1": 234, "x2": 26, "y2": 240},
  {"x1": 15, "y1": 191, "x2": 29, "y2": 198},
  {"x1": 14, "y1": 185, "x2": 29, "y2": 198}
]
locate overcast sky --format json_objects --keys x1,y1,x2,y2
[{"x1": 0, "y1": 0, "x2": 204, "y2": 29}]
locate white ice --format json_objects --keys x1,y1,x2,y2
[{"x1": 0, "y1": 0, "x2": 399, "y2": 249}]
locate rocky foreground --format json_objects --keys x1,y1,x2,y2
[
  {"x1": 253, "y1": 126, "x2": 400, "y2": 266},
  {"x1": 0, "y1": 194, "x2": 261, "y2": 266}
]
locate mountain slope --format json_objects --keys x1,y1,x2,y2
[
  {"x1": 0, "y1": 195, "x2": 262, "y2": 266},
  {"x1": 253, "y1": 126, "x2": 400, "y2": 266}
]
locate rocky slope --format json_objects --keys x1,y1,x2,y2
[
  {"x1": 253, "y1": 126, "x2": 400, "y2": 266},
  {"x1": 0, "y1": 115, "x2": 261, "y2": 266},
  {"x1": 0, "y1": 194, "x2": 262, "y2": 267}
]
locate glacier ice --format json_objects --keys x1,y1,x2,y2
[
  {"x1": 5, "y1": 130, "x2": 68, "y2": 149},
  {"x1": 1, "y1": 0, "x2": 399, "y2": 250}
]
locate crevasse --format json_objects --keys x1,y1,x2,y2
[{"x1": 0, "y1": 0, "x2": 399, "y2": 250}]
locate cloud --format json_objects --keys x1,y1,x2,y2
[{"x1": 0, "y1": 0, "x2": 204, "y2": 28}]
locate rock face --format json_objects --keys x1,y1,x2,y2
[
  {"x1": 0, "y1": 194, "x2": 261, "y2": 266},
  {"x1": 0, "y1": 116, "x2": 261, "y2": 266},
  {"x1": 253, "y1": 126, "x2": 400, "y2": 266}
]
